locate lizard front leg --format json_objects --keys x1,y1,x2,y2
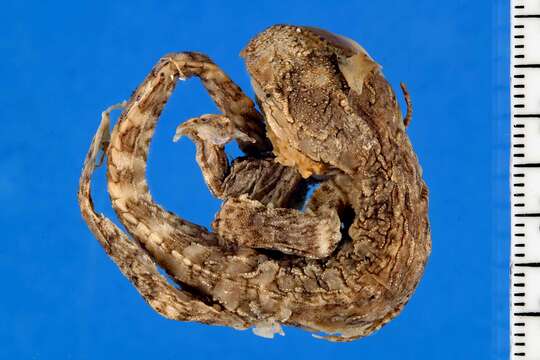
[
  {"x1": 174, "y1": 114, "x2": 254, "y2": 198},
  {"x1": 213, "y1": 182, "x2": 344, "y2": 259},
  {"x1": 175, "y1": 114, "x2": 308, "y2": 207}
]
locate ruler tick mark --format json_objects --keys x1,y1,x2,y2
[
  {"x1": 515, "y1": 312, "x2": 540, "y2": 317},
  {"x1": 515, "y1": 262, "x2": 540, "y2": 267},
  {"x1": 515, "y1": 64, "x2": 540, "y2": 68},
  {"x1": 514, "y1": 114, "x2": 540, "y2": 118}
]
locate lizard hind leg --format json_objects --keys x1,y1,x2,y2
[
  {"x1": 213, "y1": 181, "x2": 344, "y2": 259},
  {"x1": 213, "y1": 198, "x2": 340, "y2": 259}
]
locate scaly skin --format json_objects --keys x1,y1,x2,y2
[{"x1": 78, "y1": 25, "x2": 431, "y2": 342}]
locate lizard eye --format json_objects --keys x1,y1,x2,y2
[{"x1": 262, "y1": 85, "x2": 276, "y2": 99}]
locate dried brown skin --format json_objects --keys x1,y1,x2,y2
[{"x1": 78, "y1": 25, "x2": 431, "y2": 341}]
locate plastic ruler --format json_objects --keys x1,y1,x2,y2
[{"x1": 511, "y1": 1, "x2": 540, "y2": 359}]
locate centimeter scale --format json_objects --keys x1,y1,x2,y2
[{"x1": 511, "y1": 1, "x2": 540, "y2": 359}]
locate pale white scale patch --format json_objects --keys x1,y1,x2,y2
[
  {"x1": 335, "y1": 34, "x2": 381, "y2": 96},
  {"x1": 252, "y1": 320, "x2": 285, "y2": 339}
]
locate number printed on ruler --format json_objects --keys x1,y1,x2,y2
[{"x1": 511, "y1": 1, "x2": 540, "y2": 359}]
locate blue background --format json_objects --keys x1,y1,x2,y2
[{"x1": 1, "y1": 0, "x2": 509, "y2": 359}]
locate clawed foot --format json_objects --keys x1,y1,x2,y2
[
  {"x1": 173, "y1": 114, "x2": 256, "y2": 198},
  {"x1": 174, "y1": 114, "x2": 255, "y2": 145}
]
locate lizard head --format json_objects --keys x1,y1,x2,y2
[{"x1": 241, "y1": 25, "x2": 384, "y2": 178}]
